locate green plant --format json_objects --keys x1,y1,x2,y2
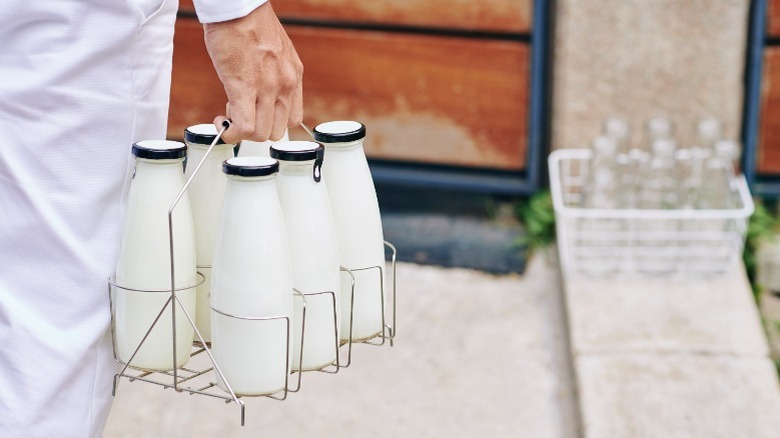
[
  {"x1": 516, "y1": 190, "x2": 556, "y2": 253},
  {"x1": 744, "y1": 197, "x2": 779, "y2": 302}
]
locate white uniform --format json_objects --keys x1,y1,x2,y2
[{"x1": 0, "y1": 0, "x2": 265, "y2": 435}]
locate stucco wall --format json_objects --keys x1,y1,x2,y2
[{"x1": 552, "y1": 0, "x2": 749, "y2": 150}]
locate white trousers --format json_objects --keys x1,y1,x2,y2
[{"x1": 0, "y1": 0, "x2": 178, "y2": 435}]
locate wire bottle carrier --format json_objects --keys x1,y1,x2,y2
[
  {"x1": 108, "y1": 122, "x2": 398, "y2": 425},
  {"x1": 549, "y1": 148, "x2": 754, "y2": 278}
]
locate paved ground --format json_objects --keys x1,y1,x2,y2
[
  {"x1": 104, "y1": 253, "x2": 579, "y2": 437},
  {"x1": 105, "y1": 247, "x2": 780, "y2": 437},
  {"x1": 564, "y1": 264, "x2": 780, "y2": 437}
]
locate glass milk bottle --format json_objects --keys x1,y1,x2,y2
[
  {"x1": 183, "y1": 124, "x2": 235, "y2": 343},
  {"x1": 585, "y1": 136, "x2": 618, "y2": 209},
  {"x1": 714, "y1": 139, "x2": 740, "y2": 189},
  {"x1": 602, "y1": 117, "x2": 631, "y2": 152},
  {"x1": 237, "y1": 129, "x2": 289, "y2": 157},
  {"x1": 640, "y1": 139, "x2": 678, "y2": 273},
  {"x1": 271, "y1": 141, "x2": 340, "y2": 371},
  {"x1": 697, "y1": 118, "x2": 722, "y2": 150},
  {"x1": 210, "y1": 157, "x2": 293, "y2": 396},
  {"x1": 114, "y1": 141, "x2": 197, "y2": 371},
  {"x1": 645, "y1": 117, "x2": 674, "y2": 144},
  {"x1": 315, "y1": 121, "x2": 385, "y2": 342}
]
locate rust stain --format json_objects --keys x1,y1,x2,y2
[
  {"x1": 362, "y1": 112, "x2": 514, "y2": 169},
  {"x1": 291, "y1": 26, "x2": 529, "y2": 170}
]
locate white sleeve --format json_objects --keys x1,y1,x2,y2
[{"x1": 192, "y1": 0, "x2": 269, "y2": 24}]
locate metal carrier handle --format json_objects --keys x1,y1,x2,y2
[{"x1": 109, "y1": 121, "x2": 399, "y2": 426}]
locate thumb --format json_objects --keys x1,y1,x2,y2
[{"x1": 212, "y1": 116, "x2": 233, "y2": 141}]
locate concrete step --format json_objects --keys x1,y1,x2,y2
[
  {"x1": 564, "y1": 264, "x2": 767, "y2": 356},
  {"x1": 563, "y1": 261, "x2": 780, "y2": 437},
  {"x1": 576, "y1": 353, "x2": 780, "y2": 438}
]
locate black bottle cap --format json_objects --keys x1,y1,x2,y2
[
  {"x1": 184, "y1": 124, "x2": 227, "y2": 145},
  {"x1": 132, "y1": 140, "x2": 187, "y2": 160},
  {"x1": 313, "y1": 121, "x2": 365, "y2": 143},
  {"x1": 269, "y1": 141, "x2": 325, "y2": 162},
  {"x1": 222, "y1": 156, "x2": 279, "y2": 177},
  {"x1": 270, "y1": 141, "x2": 325, "y2": 182}
]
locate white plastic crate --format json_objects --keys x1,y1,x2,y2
[{"x1": 548, "y1": 148, "x2": 754, "y2": 278}]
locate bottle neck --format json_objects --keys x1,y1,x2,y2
[
  {"x1": 134, "y1": 157, "x2": 185, "y2": 176},
  {"x1": 278, "y1": 160, "x2": 315, "y2": 176},
  {"x1": 187, "y1": 143, "x2": 234, "y2": 151},
  {"x1": 322, "y1": 139, "x2": 364, "y2": 152},
  {"x1": 225, "y1": 174, "x2": 276, "y2": 183}
]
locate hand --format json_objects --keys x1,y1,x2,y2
[{"x1": 204, "y1": 2, "x2": 303, "y2": 144}]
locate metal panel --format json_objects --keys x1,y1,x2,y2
[
  {"x1": 179, "y1": 0, "x2": 533, "y2": 33},
  {"x1": 169, "y1": 0, "x2": 550, "y2": 195},
  {"x1": 744, "y1": 0, "x2": 768, "y2": 195}
]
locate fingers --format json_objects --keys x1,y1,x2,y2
[
  {"x1": 220, "y1": 85, "x2": 256, "y2": 144},
  {"x1": 204, "y1": 3, "x2": 303, "y2": 144},
  {"x1": 270, "y1": 101, "x2": 290, "y2": 141},
  {"x1": 288, "y1": 83, "x2": 303, "y2": 128},
  {"x1": 212, "y1": 103, "x2": 231, "y2": 140},
  {"x1": 216, "y1": 96, "x2": 294, "y2": 143},
  {"x1": 252, "y1": 97, "x2": 275, "y2": 142},
  {"x1": 213, "y1": 115, "x2": 230, "y2": 133}
]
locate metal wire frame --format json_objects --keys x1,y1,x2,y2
[
  {"x1": 208, "y1": 289, "x2": 307, "y2": 398},
  {"x1": 109, "y1": 121, "x2": 399, "y2": 425},
  {"x1": 300, "y1": 121, "x2": 399, "y2": 367},
  {"x1": 278, "y1": 240, "x2": 400, "y2": 375},
  {"x1": 195, "y1": 268, "x2": 344, "y2": 376},
  {"x1": 295, "y1": 289, "x2": 342, "y2": 375},
  {"x1": 108, "y1": 283, "x2": 307, "y2": 426},
  {"x1": 109, "y1": 121, "x2": 293, "y2": 426},
  {"x1": 162, "y1": 123, "x2": 232, "y2": 395},
  {"x1": 108, "y1": 244, "x2": 399, "y2": 423},
  {"x1": 338, "y1": 241, "x2": 398, "y2": 368},
  {"x1": 107, "y1": 271, "x2": 206, "y2": 367}
]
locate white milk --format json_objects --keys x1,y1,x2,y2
[
  {"x1": 114, "y1": 140, "x2": 197, "y2": 371},
  {"x1": 183, "y1": 124, "x2": 235, "y2": 343},
  {"x1": 237, "y1": 129, "x2": 289, "y2": 157},
  {"x1": 315, "y1": 121, "x2": 385, "y2": 342},
  {"x1": 210, "y1": 156, "x2": 293, "y2": 396},
  {"x1": 271, "y1": 141, "x2": 340, "y2": 371}
]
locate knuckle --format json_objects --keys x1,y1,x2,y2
[
  {"x1": 264, "y1": 75, "x2": 281, "y2": 91},
  {"x1": 251, "y1": 122, "x2": 271, "y2": 142},
  {"x1": 283, "y1": 75, "x2": 298, "y2": 91},
  {"x1": 237, "y1": 122, "x2": 255, "y2": 139}
]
